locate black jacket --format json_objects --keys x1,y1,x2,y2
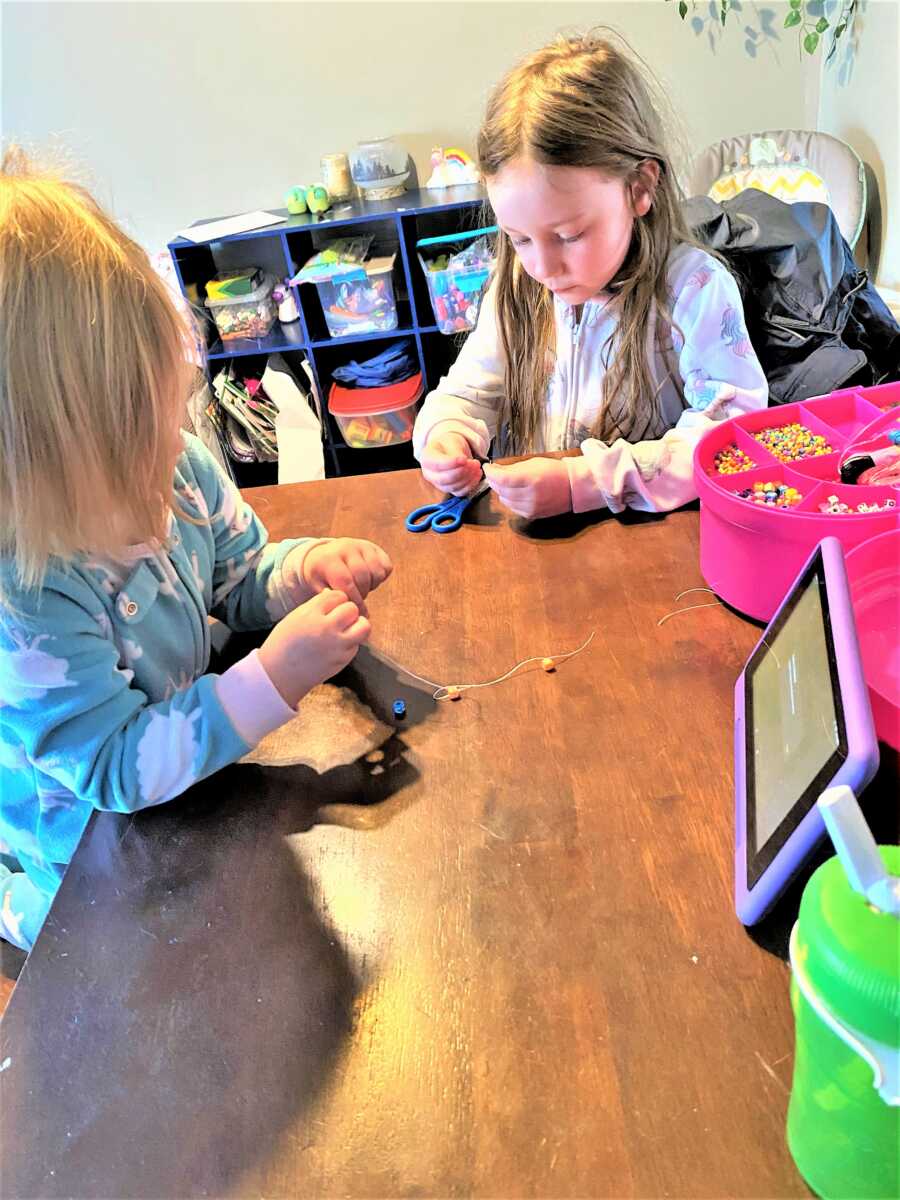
[{"x1": 684, "y1": 190, "x2": 900, "y2": 405}]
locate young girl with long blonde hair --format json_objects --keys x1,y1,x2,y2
[
  {"x1": 414, "y1": 31, "x2": 768, "y2": 517},
  {"x1": 0, "y1": 150, "x2": 392, "y2": 951}
]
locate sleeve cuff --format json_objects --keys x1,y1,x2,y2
[
  {"x1": 214, "y1": 648, "x2": 296, "y2": 746},
  {"x1": 268, "y1": 537, "x2": 332, "y2": 620},
  {"x1": 564, "y1": 453, "x2": 611, "y2": 514}
]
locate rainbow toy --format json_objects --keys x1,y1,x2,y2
[{"x1": 425, "y1": 147, "x2": 481, "y2": 189}]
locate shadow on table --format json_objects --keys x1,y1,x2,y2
[
  {"x1": 1, "y1": 644, "x2": 433, "y2": 1199},
  {"x1": 511, "y1": 503, "x2": 675, "y2": 542}
]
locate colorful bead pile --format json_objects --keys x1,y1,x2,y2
[
  {"x1": 753, "y1": 423, "x2": 833, "y2": 462},
  {"x1": 818, "y1": 494, "x2": 897, "y2": 515},
  {"x1": 340, "y1": 405, "x2": 416, "y2": 449},
  {"x1": 210, "y1": 296, "x2": 278, "y2": 341},
  {"x1": 713, "y1": 443, "x2": 756, "y2": 474},
  {"x1": 736, "y1": 481, "x2": 804, "y2": 507}
]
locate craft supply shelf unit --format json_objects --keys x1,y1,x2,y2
[{"x1": 168, "y1": 186, "x2": 488, "y2": 484}]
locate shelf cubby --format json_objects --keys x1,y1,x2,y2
[{"x1": 168, "y1": 186, "x2": 487, "y2": 485}]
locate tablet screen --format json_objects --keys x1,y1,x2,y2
[{"x1": 745, "y1": 550, "x2": 847, "y2": 887}]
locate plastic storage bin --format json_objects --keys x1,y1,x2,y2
[
  {"x1": 314, "y1": 256, "x2": 398, "y2": 338},
  {"x1": 205, "y1": 272, "x2": 278, "y2": 341},
  {"x1": 328, "y1": 372, "x2": 423, "y2": 449},
  {"x1": 205, "y1": 267, "x2": 266, "y2": 303},
  {"x1": 694, "y1": 382, "x2": 900, "y2": 623},
  {"x1": 417, "y1": 228, "x2": 495, "y2": 334}
]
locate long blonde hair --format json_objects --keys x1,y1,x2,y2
[
  {"x1": 478, "y1": 31, "x2": 699, "y2": 451},
  {"x1": 0, "y1": 147, "x2": 194, "y2": 593}
]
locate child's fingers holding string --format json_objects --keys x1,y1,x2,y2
[
  {"x1": 447, "y1": 469, "x2": 484, "y2": 496},
  {"x1": 322, "y1": 593, "x2": 368, "y2": 637},
  {"x1": 343, "y1": 612, "x2": 371, "y2": 646},
  {"x1": 425, "y1": 464, "x2": 482, "y2": 496},
  {"x1": 482, "y1": 463, "x2": 530, "y2": 504},
  {"x1": 362, "y1": 542, "x2": 393, "y2": 587},
  {"x1": 482, "y1": 461, "x2": 534, "y2": 487},
  {"x1": 342, "y1": 548, "x2": 382, "y2": 615},
  {"x1": 321, "y1": 574, "x2": 368, "y2": 618},
  {"x1": 483, "y1": 460, "x2": 572, "y2": 519},
  {"x1": 420, "y1": 432, "x2": 483, "y2": 494},
  {"x1": 332, "y1": 541, "x2": 392, "y2": 608}
]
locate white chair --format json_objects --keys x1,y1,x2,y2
[{"x1": 690, "y1": 129, "x2": 881, "y2": 277}]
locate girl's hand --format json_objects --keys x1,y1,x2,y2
[
  {"x1": 258, "y1": 589, "x2": 370, "y2": 708},
  {"x1": 482, "y1": 459, "x2": 572, "y2": 519},
  {"x1": 284, "y1": 538, "x2": 393, "y2": 616},
  {"x1": 420, "y1": 431, "x2": 483, "y2": 496}
]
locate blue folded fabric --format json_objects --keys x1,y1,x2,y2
[{"x1": 331, "y1": 340, "x2": 417, "y2": 388}]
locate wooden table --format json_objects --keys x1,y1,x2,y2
[{"x1": 3, "y1": 467, "x2": 892, "y2": 1198}]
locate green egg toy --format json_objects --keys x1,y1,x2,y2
[
  {"x1": 285, "y1": 186, "x2": 307, "y2": 215},
  {"x1": 306, "y1": 185, "x2": 331, "y2": 214}
]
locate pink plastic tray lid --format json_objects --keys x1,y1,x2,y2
[{"x1": 844, "y1": 529, "x2": 900, "y2": 751}]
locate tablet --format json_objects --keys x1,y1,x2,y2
[{"x1": 734, "y1": 537, "x2": 880, "y2": 924}]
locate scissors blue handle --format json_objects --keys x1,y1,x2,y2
[{"x1": 405, "y1": 479, "x2": 490, "y2": 533}]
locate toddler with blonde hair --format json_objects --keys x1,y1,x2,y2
[{"x1": 0, "y1": 149, "x2": 391, "y2": 951}]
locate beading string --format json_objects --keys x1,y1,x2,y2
[{"x1": 379, "y1": 632, "x2": 596, "y2": 701}]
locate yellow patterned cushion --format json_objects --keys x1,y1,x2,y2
[{"x1": 709, "y1": 163, "x2": 831, "y2": 207}]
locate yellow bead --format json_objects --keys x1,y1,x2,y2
[
  {"x1": 446, "y1": 686, "x2": 462, "y2": 701},
  {"x1": 541, "y1": 657, "x2": 556, "y2": 672}
]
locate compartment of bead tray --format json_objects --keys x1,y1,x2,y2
[
  {"x1": 694, "y1": 388, "x2": 900, "y2": 621},
  {"x1": 734, "y1": 404, "x2": 841, "y2": 463},
  {"x1": 813, "y1": 484, "x2": 897, "y2": 516},
  {"x1": 717, "y1": 469, "x2": 808, "y2": 510}
]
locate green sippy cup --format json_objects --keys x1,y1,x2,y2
[{"x1": 786, "y1": 786, "x2": 899, "y2": 1199}]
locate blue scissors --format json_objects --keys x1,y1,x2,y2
[{"x1": 405, "y1": 478, "x2": 491, "y2": 534}]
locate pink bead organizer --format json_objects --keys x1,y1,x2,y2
[
  {"x1": 694, "y1": 382, "x2": 900, "y2": 623},
  {"x1": 845, "y1": 529, "x2": 900, "y2": 751}
]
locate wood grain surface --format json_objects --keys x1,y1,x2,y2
[{"x1": 5, "y1": 465, "x2": 889, "y2": 1198}]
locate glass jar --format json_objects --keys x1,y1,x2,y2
[
  {"x1": 349, "y1": 137, "x2": 410, "y2": 199},
  {"x1": 320, "y1": 153, "x2": 353, "y2": 201}
]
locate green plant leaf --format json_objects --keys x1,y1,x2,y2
[
  {"x1": 816, "y1": 16, "x2": 829, "y2": 32},
  {"x1": 789, "y1": 0, "x2": 801, "y2": 8},
  {"x1": 804, "y1": 30, "x2": 820, "y2": 53},
  {"x1": 834, "y1": 22, "x2": 847, "y2": 37},
  {"x1": 784, "y1": 9, "x2": 802, "y2": 27},
  {"x1": 679, "y1": 0, "x2": 688, "y2": 17}
]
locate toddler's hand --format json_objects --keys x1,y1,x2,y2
[
  {"x1": 482, "y1": 459, "x2": 572, "y2": 520},
  {"x1": 258, "y1": 589, "x2": 370, "y2": 708},
  {"x1": 288, "y1": 538, "x2": 392, "y2": 616},
  {"x1": 420, "y1": 431, "x2": 483, "y2": 496}
]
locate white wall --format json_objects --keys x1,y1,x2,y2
[
  {"x1": 1, "y1": 0, "x2": 821, "y2": 253},
  {"x1": 817, "y1": 0, "x2": 900, "y2": 289}
]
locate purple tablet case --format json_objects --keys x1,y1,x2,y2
[{"x1": 734, "y1": 536, "x2": 879, "y2": 924}]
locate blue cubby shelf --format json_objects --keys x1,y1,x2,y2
[{"x1": 168, "y1": 186, "x2": 489, "y2": 485}]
